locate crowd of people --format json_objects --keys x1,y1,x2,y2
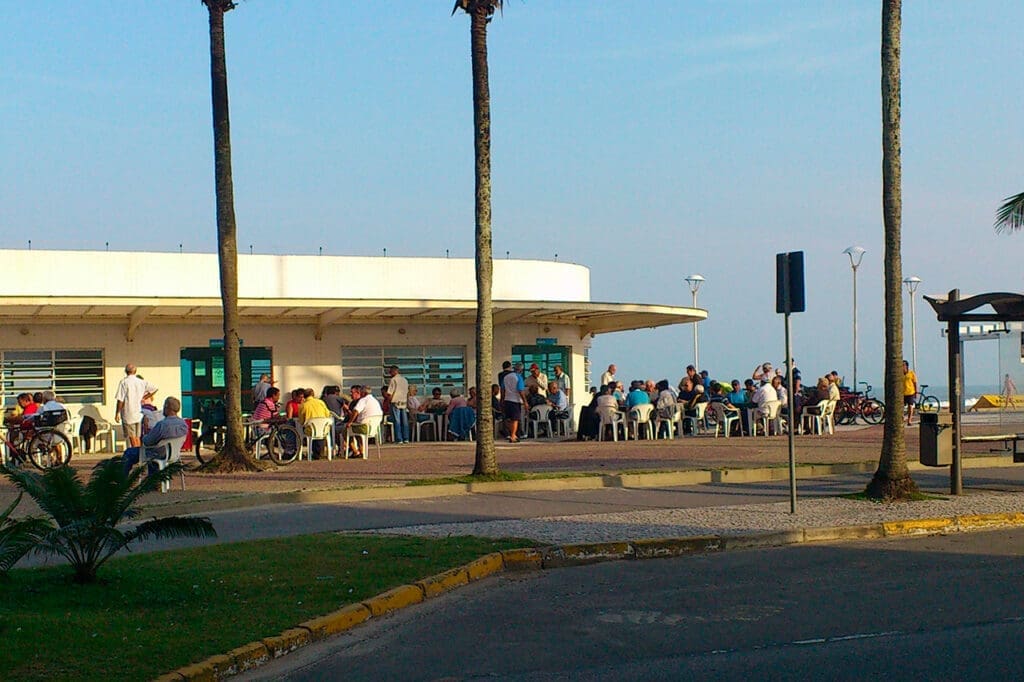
[{"x1": 575, "y1": 361, "x2": 857, "y2": 439}]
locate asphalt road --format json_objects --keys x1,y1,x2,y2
[{"x1": 244, "y1": 527, "x2": 1024, "y2": 681}]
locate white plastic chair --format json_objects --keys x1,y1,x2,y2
[
  {"x1": 64, "y1": 416, "x2": 82, "y2": 454},
  {"x1": 626, "y1": 404, "x2": 654, "y2": 440},
  {"x1": 550, "y1": 406, "x2": 572, "y2": 437},
  {"x1": 709, "y1": 402, "x2": 740, "y2": 438},
  {"x1": 415, "y1": 416, "x2": 438, "y2": 442},
  {"x1": 380, "y1": 415, "x2": 396, "y2": 444},
  {"x1": 753, "y1": 402, "x2": 781, "y2": 436},
  {"x1": 93, "y1": 417, "x2": 118, "y2": 453},
  {"x1": 348, "y1": 415, "x2": 384, "y2": 460},
  {"x1": 653, "y1": 404, "x2": 679, "y2": 439},
  {"x1": 596, "y1": 405, "x2": 625, "y2": 441},
  {"x1": 303, "y1": 417, "x2": 334, "y2": 461},
  {"x1": 150, "y1": 435, "x2": 187, "y2": 493},
  {"x1": 681, "y1": 402, "x2": 708, "y2": 436},
  {"x1": 528, "y1": 405, "x2": 553, "y2": 439}
]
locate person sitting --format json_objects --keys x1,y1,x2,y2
[
  {"x1": 610, "y1": 381, "x2": 626, "y2": 408},
  {"x1": 753, "y1": 362, "x2": 774, "y2": 382},
  {"x1": 547, "y1": 381, "x2": 570, "y2": 426},
  {"x1": 772, "y1": 375, "x2": 787, "y2": 404},
  {"x1": 525, "y1": 384, "x2": 548, "y2": 409},
  {"x1": 322, "y1": 385, "x2": 346, "y2": 419},
  {"x1": 467, "y1": 386, "x2": 479, "y2": 410},
  {"x1": 346, "y1": 385, "x2": 383, "y2": 457},
  {"x1": 422, "y1": 387, "x2": 448, "y2": 415},
  {"x1": 645, "y1": 380, "x2": 659, "y2": 404},
  {"x1": 709, "y1": 382, "x2": 741, "y2": 434},
  {"x1": 252, "y1": 387, "x2": 281, "y2": 433},
  {"x1": 752, "y1": 378, "x2": 780, "y2": 432},
  {"x1": 122, "y1": 397, "x2": 189, "y2": 476},
  {"x1": 828, "y1": 374, "x2": 842, "y2": 402},
  {"x1": 814, "y1": 376, "x2": 831, "y2": 402},
  {"x1": 626, "y1": 381, "x2": 651, "y2": 409},
  {"x1": 677, "y1": 379, "x2": 706, "y2": 434},
  {"x1": 5, "y1": 393, "x2": 34, "y2": 427},
  {"x1": 654, "y1": 379, "x2": 677, "y2": 438},
  {"x1": 39, "y1": 390, "x2": 66, "y2": 415},
  {"x1": 298, "y1": 387, "x2": 332, "y2": 458},
  {"x1": 678, "y1": 365, "x2": 700, "y2": 394},
  {"x1": 445, "y1": 389, "x2": 469, "y2": 417},
  {"x1": 743, "y1": 379, "x2": 757, "y2": 402},
  {"x1": 727, "y1": 380, "x2": 746, "y2": 406},
  {"x1": 596, "y1": 384, "x2": 618, "y2": 410},
  {"x1": 285, "y1": 389, "x2": 304, "y2": 421},
  {"x1": 524, "y1": 364, "x2": 549, "y2": 396},
  {"x1": 576, "y1": 390, "x2": 602, "y2": 441}
]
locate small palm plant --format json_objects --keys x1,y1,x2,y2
[
  {"x1": 2, "y1": 458, "x2": 216, "y2": 583},
  {"x1": 0, "y1": 493, "x2": 53, "y2": 577}
]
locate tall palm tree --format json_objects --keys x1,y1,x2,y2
[
  {"x1": 453, "y1": 0, "x2": 503, "y2": 476},
  {"x1": 866, "y1": 0, "x2": 918, "y2": 500},
  {"x1": 201, "y1": 0, "x2": 256, "y2": 471},
  {"x1": 994, "y1": 192, "x2": 1024, "y2": 232}
]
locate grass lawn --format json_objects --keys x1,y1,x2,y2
[{"x1": 0, "y1": 533, "x2": 532, "y2": 681}]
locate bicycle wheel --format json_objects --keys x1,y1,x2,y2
[
  {"x1": 833, "y1": 400, "x2": 853, "y2": 425},
  {"x1": 919, "y1": 395, "x2": 940, "y2": 413},
  {"x1": 268, "y1": 424, "x2": 302, "y2": 465},
  {"x1": 861, "y1": 399, "x2": 885, "y2": 425},
  {"x1": 27, "y1": 431, "x2": 73, "y2": 470}
]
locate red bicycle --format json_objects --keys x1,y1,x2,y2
[{"x1": 2, "y1": 411, "x2": 73, "y2": 470}]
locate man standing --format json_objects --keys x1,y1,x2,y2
[
  {"x1": 386, "y1": 365, "x2": 410, "y2": 444},
  {"x1": 252, "y1": 373, "x2": 273, "y2": 408},
  {"x1": 600, "y1": 364, "x2": 617, "y2": 388},
  {"x1": 122, "y1": 397, "x2": 189, "y2": 476},
  {"x1": 903, "y1": 360, "x2": 918, "y2": 426},
  {"x1": 501, "y1": 362, "x2": 528, "y2": 443},
  {"x1": 525, "y1": 363, "x2": 549, "y2": 396},
  {"x1": 115, "y1": 364, "x2": 158, "y2": 448},
  {"x1": 553, "y1": 364, "x2": 571, "y2": 401}
]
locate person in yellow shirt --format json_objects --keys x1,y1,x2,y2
[
  {"x1": 902, "y1": 360, "x2": 918, "y2": 426},
  {"x1": 297, "y1": 387, "x2": 332, "y2": 459}
]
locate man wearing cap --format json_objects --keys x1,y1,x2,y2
[
  {"x1": 115, "y1": 364, "x2": 158, "y2": 449},
  {"x1": 525, "y1": 363, "x2": 549, "y2": 397}
]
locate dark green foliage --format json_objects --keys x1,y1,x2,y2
[
  {"x1": 0, "y1": 493, "x2": 53, "y2": 575},
  {"x1": 2, "y1": 458, "x2": 216, "y2": 583}
]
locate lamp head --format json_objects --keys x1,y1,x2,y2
[
  {"x1": 842, "y1": 245, "x2": 866, "y2": 268},
  {"x1": 903, "y1": 276, "x2": 922, "y2": 294},
  {"x1": 685, "y1": 274, "x2": 705, "y2": 294}
]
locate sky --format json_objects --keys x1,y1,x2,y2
[{"x1": 2, "y1": 1, "x2": 1023, "y2": 393}]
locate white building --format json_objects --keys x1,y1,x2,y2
[{"x1": 0, "y1": 250, "x2": 704, "y2": 423}]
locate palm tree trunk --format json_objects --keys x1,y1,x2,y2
[
  {"x1": 867, "y1": 0, "x2": 917, "y2": 499},
  {"x1": 469, "y1": 7, "x2": 497, "y2": 475},
  {"x1": 204, "y1": 1, "x2": 259, "y2": 471}
]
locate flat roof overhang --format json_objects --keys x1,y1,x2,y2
[{"x1": 0, "y1": 297, "x2": 706, "y2": 341}]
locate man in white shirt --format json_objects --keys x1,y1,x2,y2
[
  {"x1": 752, "y1": 379, "x2": 779, "y2": 417},
  {"x1": 600, "y1": 364, "x2": 617, "y2": 388},
  {"x1": 552, "y1": 364, "x2": 571, "y2": 400},
  {"x1": 347, "y1": 385, "x2": 383, "y2": 457},
  {"x1": 386, "y1": 365, "x2": 410, "y2": 444},
  {"x1": 115, "y1": 364, "x2": 158, "y2": 448}
]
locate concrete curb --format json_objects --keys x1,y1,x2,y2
[
  {"x1": 160, "y1": 508, "x2": 1024, "y2": 681},
  {"x1": 138, "y1": 454, "x2": 1018, "y2": 518}
]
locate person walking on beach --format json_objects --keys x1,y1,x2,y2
[
  {"x1": 1003, "y1": 374, "x2": 1017, "y2": 409},
  {"x1": 903, "y1": 360, "x2": 918, "y2": 426}
]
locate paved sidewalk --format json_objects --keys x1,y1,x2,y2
[{"x1": 2, "y1": 423, "x2": 1021, "y2": 518}]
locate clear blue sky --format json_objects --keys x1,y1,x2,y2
[{"x1": 3, "y1": 1, "x2": 1022, "y2": 393}]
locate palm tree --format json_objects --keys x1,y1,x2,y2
[
  {"x1": 201, "y1": 0, "x2": 257, "y2": 471},
  {"x1": 3, "y1": 459, "x2": 216, "y2": 583},
  {"x1": 453, "y1": 0, "x2": 503, "y2": 476},
  {"x1": 866, "y1": 0, "x2": 918, "y2": 500},
  {"x1": 995, "y1": 192, "x2": 1024, "y2": 232}
]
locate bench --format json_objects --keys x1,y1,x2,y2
[{"x1": 962, "y1": 433, "x2": 1024, "y2": 462}]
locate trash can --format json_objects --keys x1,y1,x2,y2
[{"x1": 919, "y1": 411, "x2": 952, "y2": 466}]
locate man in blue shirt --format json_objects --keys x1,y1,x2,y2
[
  {"x1": 122, "y1": 396, "x2": 190, "y2": 476},
  {"x1": 626, "y1": 381, "x2": 651, "y2": 409}
]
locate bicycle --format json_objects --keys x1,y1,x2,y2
[
  {"x1": 193, "y1": 418, "x2": 303, "y2": 466},
  {"x1": 834, "y1": 382, "x2": 886, "y2": 425},
  {"x1": 914, "y1": 384, "x2": 941, "y2": 414},
  {"x1": 2, "y1": 414, "x2": 73, "y2": 471}
]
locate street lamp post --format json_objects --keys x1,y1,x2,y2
[
  {"x1": 843, "y1": 246, "x2": 866, "y2": 390},
  {"x1": 903, "y1": 276, "x2": 921, "y2": 372},
  {"x1": 685, "y1": 274, "x2": 705, "y2": 369}
]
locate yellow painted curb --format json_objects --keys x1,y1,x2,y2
[
  {"x1": 301, "y1": 603, "x2": 372, "y2": 640},
  {"x1": 175, "y1": 653, "x2": 233, "y2": 682},
  {"x1": 957, "y1": 512, "x2": 1024, "y2": 529},
  {"x1": 225, "y1": 642, "x2": 269, "y2": 675},
  {"x1": 361, "y1": 584, "x2": 424, "y2": 617},
  {"x1": 465, "y1": 552, "x2": 505, "y2": 581},
  {"x1": 261, "y1": 627, "x2": 313, "y2": 659},
  {"x1": 631, "y1": 536, "x2": 721, "y2": 559},
  {"x1": 416, "y1": 566, "x2": 470, "y2": 598},
  {"x1": 803, "y1": 525, "x2": 885, "y2": 543},
  {"x1": 543, "y1": 541, "x2": 633, "y2": 568},
  {"x1": 501, "y1": 547, "x2": 544, "y2": 571},
  {"x1": 883, "y1": 517, "x2": 957, "y2": 536}
]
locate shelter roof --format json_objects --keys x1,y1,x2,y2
[{"x1": 924, "y1": 292, "x2": 1024, "y2": 322}]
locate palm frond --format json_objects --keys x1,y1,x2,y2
[
  {"x1": 995, "y1": 191, "x2": 1024, "y2": 233},
  {"x1": 3, "y1": 465, "x2": 85, "y2": 526},
  {"x1": 127, "y1": 516, "x2": 217, "y2": 545},
  {"x1": 0, "y1": 494, "x2": 55, "y2": 574}
]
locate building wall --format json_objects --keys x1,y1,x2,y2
[
  {"x1": 0, "y1": 319, "x2": 589, "y2": 421},
  {"x1": 0, "y1": 250, "x2": 591, "y2": 302}
]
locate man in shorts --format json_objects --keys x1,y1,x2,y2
[
  {"x1": 903, "y1": 360, "x2": 918, "y2": 426},
  {"x1": 115, "y1": 364, "x2": 158, "y2": 448},
  {"x1": 501, "y1": 362, "x2": 528, "y2": 443}
]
